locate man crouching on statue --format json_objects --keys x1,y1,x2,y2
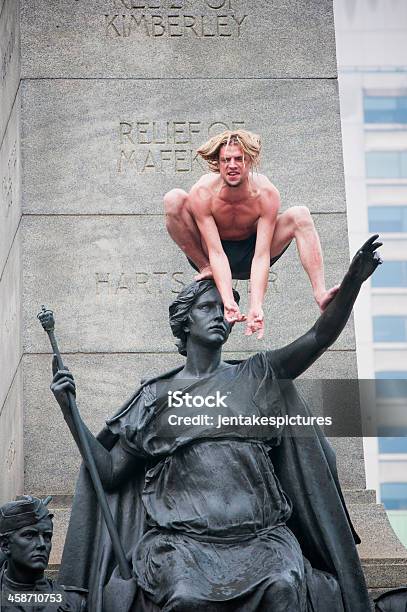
[
  {"x1": 164, "y1": 128, "x2": 340, "y2": 339},
  {"x1": 50, "y1": 236, "x2": 381, "y2": 611},
  {"x1": 0, "y1": 496, "x2": 87, "y2": 611}
]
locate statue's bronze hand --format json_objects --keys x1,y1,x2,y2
[
  {"x1": 50, "y1": 355, "x2": 76, "y2": 413},
  {"x1": 348, "y1": 234, "x2": 382, "y2": 282}
]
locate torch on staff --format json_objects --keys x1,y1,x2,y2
[{"x1": 37, "y1": 306, "x2": 131, "y2": 581}]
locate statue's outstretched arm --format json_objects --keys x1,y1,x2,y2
[
  {"x1": 271, "y1": 236, "x2": 382, "y2": 379},
  {"x1": 50, "y1": 360, "x2": 139, "y2": 491}
]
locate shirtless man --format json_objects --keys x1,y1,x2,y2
[{"x1": 164, "y1": 129, "x2": 339, "y2": 339}]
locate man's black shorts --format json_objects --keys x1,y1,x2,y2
[{"x1": 187, "y1": 234, "x2": 291, "y2": 280}]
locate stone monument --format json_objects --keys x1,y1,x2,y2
[{"x1": 0, "y1": 0, "x2": 406, "y2": 600}]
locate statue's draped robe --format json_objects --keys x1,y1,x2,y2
[{"x1": 59, "y1": 353, "x2": 370, "y2": 611}]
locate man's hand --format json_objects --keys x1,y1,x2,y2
[
  {"x1": 50, "y1": 355, "x2": 76, "y2": 413},
  {"x1": 348, "y1": 234, "x2": 383, "y2": 282},
  {"x1": 224, "y1": 300, "x2": 247, "y2": 324},
  {"x1": 245, "y1": 307, "x2": 265, "y2": 339}
]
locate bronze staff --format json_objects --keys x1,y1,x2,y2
[{"x1": 37, "y1": 306, "x2": 132, "y2": 581}]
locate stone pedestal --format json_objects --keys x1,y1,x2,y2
[{"x1": 1, "y1": 0, "x2": 406, "y2": 598}]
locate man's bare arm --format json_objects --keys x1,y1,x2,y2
[
  {"x1": 246, "y1": 186, "x2": 280, "y2": 339},
  {"x1": 269, "y1": 236, "x2": 382, "y2": 379},
  {"x1": 190, "y1": 187, "x2": 245, "y2": 322}
]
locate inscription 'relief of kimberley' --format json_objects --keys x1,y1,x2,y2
[
  {"x1": 118, "y1": 120, "x2": 245, "y2": 174},
  {"x1": 105, "y1": 0, "x2": 248, "y2": 38}
]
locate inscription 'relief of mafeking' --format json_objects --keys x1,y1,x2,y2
[
  {"x1": 118, "y1": 120, "x2": 245, "y2": 174},
  {"x1": 105, "y1": 0, "x2": 248, "y2": 38}
]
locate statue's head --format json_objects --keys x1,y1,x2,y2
[
  {"x1": 169, "y1": 280, "x2": 240, "y2": 356},
  {"x1": 0, "y1": 496, "x2": 53, "y2": 575}
]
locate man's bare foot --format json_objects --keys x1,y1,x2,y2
[
  {"x1": 316, "y1": 285, "x2": 341, "y2": 312},
  {"x1": 194, "y1": 265, "x2": 213, "y2": 281}
]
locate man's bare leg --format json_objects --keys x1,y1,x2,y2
[
  {"x1": 164, "y1": 189, "x2": 213, "y2": 280},
  {"x1": 269, "y1": 206, "x2": 340, "y2": 311}
]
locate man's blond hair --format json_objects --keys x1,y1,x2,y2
[{"x1": 196, "y1": 129, "x2": 261, "y2": 173}]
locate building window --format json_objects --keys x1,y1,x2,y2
[
  {"x1": 373, "y1": 316, "x2": 407, "y2": 342},
  {"x1": 369, "y1": 206, "x2": 407, "y2": 232},
  {"x1": 364, "y1": 95, "x2": 407, "y2": 124},
  {"x1": 371, "y1": 261, "x2": 407, "y2": 287},
  {"x1": 378, "y1": 435, "x2": 407, "y2": 454},
  {"x1": 380, "y1": 483, "x2": 407, "y2": 510},
  {"x1": 375, "y1": 371, "x2": 407, "y2": 398},
  {"x1": 366, "y1": 151, "x2": 407, "y2": 179}
]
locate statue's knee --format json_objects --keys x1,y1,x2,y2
[
  {"x1": 171, "y1": 592, "x2": 202, "y2": 610},
  {"x1": 288, "y1": 205, "x2": 313, "y2": 232},
  {"x1": 262, "y1": 575, "x2": 299, "y2": 605},
  {"x1": 163, "y1": 189, "x2": 188, "y2": 217}
]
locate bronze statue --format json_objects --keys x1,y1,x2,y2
[
  {"x1": 0, "y1": 496, "x2": 86, "y2": 611},
  {"x1": 49, "y1": 236, "x2": 382, "y2": 611},
  {"x1": 375, "y1": 587, "x2": 407, "y2": 611}
]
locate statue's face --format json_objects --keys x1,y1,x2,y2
[
  {"x1": 186, "y1": 286, "x2": 232, "y2": 348},
  {"x1": 5, "y1": 517, "x2": 53, "y2": 572}
]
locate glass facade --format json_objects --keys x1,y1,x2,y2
[
  {"x1": 364, "y1": 95, "x2": 407, "y2": 124},
  {"x1": 371, "y1": 261, "x2": 407, "y2": 287},
  {"x1": 379, "y1": 436, "x2": 407, "y2": 453},
  {"x1": 381, "y1": 482, "x2": 407, "y2": 510},
  {"x1": 373, "y1": 316, "x2": 407, "y2": 342},
  {"x1": 369, "y1": 206, "x2": 407, "y2": 232},
  {"x1": 366, "y1": 151, "x2": 407, "y2": 178}
]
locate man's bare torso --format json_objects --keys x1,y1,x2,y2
[{"x1": 188, "y1": 173, "x2": 277, "y2": 241}]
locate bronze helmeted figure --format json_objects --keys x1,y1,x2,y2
[
  {"x1": 0, "y1": 496, "x2": 86, "y2": 611},
  {"x1": 47, "y1": 237, "x2": 381, "y2": 611}
]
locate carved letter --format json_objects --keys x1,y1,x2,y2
[
  {"x1": 173, "y1": 122, "x2": 189, "y2": 144},
  {"x1": 115, "y1": 272, "x2": 132, "y2": 295},
  {"x1": 151, "y1": 15, "x2": 166, "y2": 36},
  {"x1": 137, "y1": 122, "x2": 152, "y2": 145},
  {"x1": 118, "y1": 149, "x2": 137, "y2": 173},
  {"x1": 217, "y1": 15, "x2": 232, "y2": 36},
  {"x1": 172, "y1": 272, "x2": 185, "y2": 292},
  {"x1": 202, "y1": 15, "x2": 216, "y2": 37},
  {"x1": 129, "y1": 14, "x2": 150, "y2": 37},
  {"x1": 205, "y1": 0, "x2": 232, "y2": 8},
  {"x1": 120, "y1": 122, "x2": 135, "y2": 145},
  {"x1": 183, "y1": 15, "x2": 200, "y2": 37},
  {"x1": 105, "y1": 15, "x2": 122, "y2": 37},
  {"x1": 168, "y1": 14, "x2": 182, "y2": 36},
  {"x1": 142, "y1": 150, "x2": 159, "y2": 172},
  {"x1": 231, "y1": 14, "x2": 247, "y2": 36},
  {"x1": 188, "y1": 122, "x2": 202, "y2": 142},
  {"x1": 95, "y1": 273, "x2": 111, "y2": 295},
  {"x1": 175, "y1": 149, "x2": 190, "y2": 172},
  {"x1": 160, "y1": 149, "x2": 173, "y2": 172},
  {"x1": 135, "y1": 272, "x2": 151, "y2": 293}
]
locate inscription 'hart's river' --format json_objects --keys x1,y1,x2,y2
[
  {"x1": 118, "y1": 119, "x2": 246, "y2": 174},
  {"x1": 95, "y1": 271, "x2": 278, "y2": 297},
  {"x1": 105, "y1": 0, "x2": 248, "y2": 38}
]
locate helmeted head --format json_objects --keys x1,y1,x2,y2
[
  {"x1": 0, "y1": 496, "x2": 53, "y2": 574},
  {"x1": 196, "y1": 129, "x2": 261, "y2": 187},
  {"x1": 169, "y1": 280, "x2": 240, "y2": 356}
]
